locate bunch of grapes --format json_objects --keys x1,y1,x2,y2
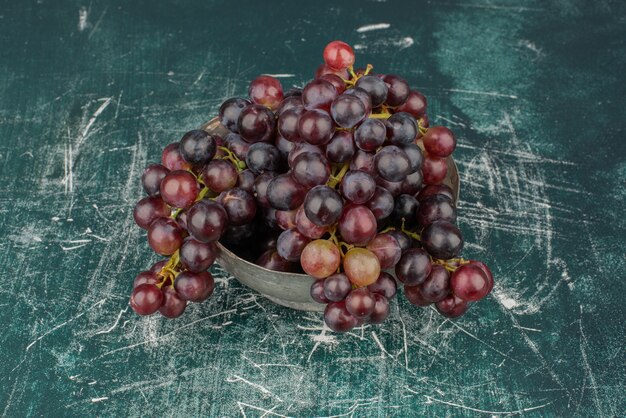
[{"x1": 129, "y1": 40, "x2": 494, "y2": 330}]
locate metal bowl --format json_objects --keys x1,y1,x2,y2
[{"x1": 201, "y1": 118, "x2": 460, "y2": 312}]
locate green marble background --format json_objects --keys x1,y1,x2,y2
[{"x1": 1, "y1": 0, "x2": 624, "y2": 416}]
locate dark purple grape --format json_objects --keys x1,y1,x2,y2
[
  {"x1": 180, "y1": 238, "x2": 218, "y2": 273},
  {"x1": 302, "y1": 79, "x2": 338, "y2": 111},
  {"x1": 277, "y1": 95, "x2": 303, "y2": 114},
  {"x1": 276, "y1": 228, "x2": 310, "y2": 262},
  {"x1": 142, "y1": 164, "x2": 169, "y2": 196},
  {"x1": 396, "y1": 91, "x2": 427, "y2": 118},
  {"x1": 421, "y1": 221, "x2": 463, "y2": 260},
  {"x1": 304, "y1": 185, "x2": 343, "y2": 227},
  {"x1": 174, "y1": 271, "x2": 214, "y2": 302},
  {"x1": 338, "y1": 205, "x2": 377, "y2": 246},
  {"x1": 324, "y1": 301, "x2": 357, "y2": 332},
  {"x1": 350, "y1": 149, "x2": 375, "y2": 174},
  {"x1": 392, "y1": 194, "x2": 419, "y2": 226},
  {"x1": 221, "y1": 188, "x2": 257, "y2": 225},
  {"x1": 224, "y1": 132, "x2": 250, "y2": 160},
  {"x1": 237, "y1": 104, "x2": 276, "y2": 143},
  {"x1": 417, "y1": 195, "x2": 456, "y2": 228},
  {"x1": 130, "y1": 284, "x2": 164, "y2": 315},
  {"x1": 148, "y1": 217, "x2": 184, "y2": 255},
  {"x1": 179, "y1": 130, "x2": 217, "y2": 165},
  {"x1": 366, "y1": 233, "x2": 402, "y2": 269},
  {"x1": 310, "y1": 279, "x2": 330, "y2": 304},
  {"x1": 326, "y1": 130, "x2": 356, "y2": 163},
  {"x1": 221, "y1": 222, "x2": 256, "y2": 244},
  {"x1": 330, "y1": 94, "x2": 366, "y2": 128},
  {"x1": 160, "y1": 170, "x2": 200, "y2": 209},
  {"x1": 134, "y1": 271, "x2": 159, "y2": 288},
  {"x1": 295, "y1": 206, "x2": 327, "y2": 239},
  {"x1": 278, "y1": 107, "x2": 305, "y2": 141},
  {"x1": 436, "y1": 294, "x2": 469, "y2": 318},
  {"x1": 237, "y1": 169, "x2": 255, "y2": 193},
  {"x1": 344, "y1": 87, "x2": 372, "y2": 115},
  {"x1": 403, "y1": 144, "x2": 424, "y2": 172},
  {"x1": 275, "y1": 209, "x2": 297, "y2": 230},
  {"x1": 292, "y1": 152, "x2": 331, "y2": 187},
  {"x1": 253, "y1": 172, "x2": 276, "y2": 207},
  {"x1": 134, "y1": 196, "x2": 170, "y2": 230},
  {"x1": 374, "y1": 145, "x2": 411, "y2": 182},
  {"x1": 340, "y1": 170, "x2": 376, "y2": 204},
  {"x1": 275, "y1": 134, "x2": 295, "y2": 158},
  {"x1": 385, "y1": 112, "x2": 418, "y2": 146},
  {"x1": 367, "y1": 272, "x2": 397, "y2": 300},
  {"x1": 203, "y1": 160, "x2": 238, "y2": 193},
  {"x1": 422, "y1": 154, "x2": 448, "y2": 185},
  {"x1": 219, "y1": 98, "x2": 250, "y2": 133},
  {"x1": 162, "y1": 142, "x2": 191, "y2": 171},
  {"x1": 387, "y1": 230, "x2": 411, "y2": 253},
  {"x1": 376, "y1": 177, "x2": 403, "y2": 197},
  {"x1": 186, "y1": 200, "x2": 228, "y2": 243},
  {"x1": 381, "y1": 74, "x2": 410, "y2": 107},
  {"x1": 319, "y1": 74, "x2": 346, "y2": 94},
  {"x1": 355, "y1": 119, "x2": 386, "y2": 151},
  {"x1": 421, "y1": 264, "x2": 451, "y2": 303},
  {"x1": 245, "y1": 142, "x2": 280, "y2": 175},
  {"x1": 395, "y1": 248, "x2": 432, "y2": 285},
  {"x1": 158, "y1": 287, "x2": 187, "y2": 318},
  {"x1": 261, "y1": 208, "x2": 280, "y2": 231},
  {"x1": 323, "y1": 273, "x2": 352, "y2": 302},
  {"x1": 256, "y1": 249, "x2": 295, "y2": 272},
  {"x1": 404, "y1": 284, "x2": 431, "y2": 307},
  {"x1": 401, "y1": 171, "x2": 423, "y2": 195},
  {"x1": 417, "y1": 184, "x2": 454, "y2": 202},
  {"x1": 298, "y1": 109, "x2": 335, "y2": 146},
  {"x1": 368, "y1": 293, "x2": 390, "y2": 324},
  {"x1": 345, "y1": 288, "x2": 376, "y2": 318},
  {"x1": 266, "y1": 173, "x2": 307, "y2": 210},
  {"x1": 365, "y1": 186, "x2": 395, "y2": 221},
  {"x1": 355, "y1": 75, "x2": 388, "y2": 107},
  {"x1": 288, "y1": 142, "x2": 324, "y2": 168}
]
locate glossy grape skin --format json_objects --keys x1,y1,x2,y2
[
  {"x1": 179, "y1": 130, "x2": 217, "y2": 165},
  {"x1": 256, "y1": 249, "x2": 295, "y2": 272},
  {"x1": 304, "y1": 185, "x2": 343, "y2": 227},
  {"x1": 292, "y1": 152, "x2": 331, "y2": 187},
  {"x1": 392, "y1": 194, "x2": 419, "y2": 227},
  {"x1": 319, "y1": 74, "x2": 346, "y2": 94},
  {"x1": 160, "y1": 170, "x2": 199, "y2": 209},
  {"x1": 376, "y1": 177, "x2": 403, "y2": 197},
  {"x1": 248, "y1": 75, "x2": 284, "y2": 110},
  {"x1": 417, "y1": 184, "x2": 454, "y2": 202},
  {"x1": 323, "y1": 273, "x2": 352, "y2": 302},
  {"x1": 224, "y1": 133, "x2": 251, "y2": 160},
  {"x1": 277, "y1": 96, "x2": 303, "y2": 115},
  {"x1": 142, "y1": 164, "x2": 169, "y2": 196},
  {"x1": 186, "y1": 200, "x2": 228, "y2": 243},
  {"x1": 315, "y1": 63, "x2": 350, "y2": 80},
  {"x1": 310, "y1": 279, "x2": 330, "y2": 304},
  {"x1": 134, "y1": 196, "x2": 170, "y2": 230},
  {"x1": 350, "y1": 149, "x2": 375, "y2": 174},
  {"x1": 468, "y1": 260, "x2": 494, "y2": 294},
  {"x1": 221, "y1": 188, "x2": 257, "y2": 226},
  {"x1": 404, "y1": 284, "x2": 431, "y2": 307},
  {"x1": 174, "y1": 271, "x2": 214, "y2": 302},
  {"x1": 396, "y1": 90, "x2": 427, "y2": 119},
  {"x1": 326, "y1": 130, "x2": 356, "y2": 163},
  {"x1": 330, "y1": 94, "x2": 366, "y2": 128},
  {"x1": 403, "y1": 144, "x2": 424, "y2": 173},
  {"x1": 202, "y1": 160, "x2": 238, "y2": 193},
  {"x1": 423, "y1": 126, "x2": 456, "y2": 158},
  {"x1": 343, "y1": 247, "x2": 381, "y2": 287},
  {"x1": 275, "y1": 209, "x2": 297, "y2": 230},
  {"x1": 355, "y1": 75, "x2": 388, "y2": 107},
  {"x1": 401, "y1": 171, "x2": 424, "y2": 195},
  {"x1": 133, "y1": 271, "x2": 160, "y2": 288},
  {"x1": 367, "y1": 272, "x2": 397, "y2": 300},
  {"x1": 236, "y1": 169, "x2": 255, "y2": 193},
  {"x1": 368, "y1": 294, "x2": 390, "y2": 324},
  {"x1": 417, "y1": 195, "x2": 456, "y2": 228},
  {"x1": 253, "y1": 172, "x2": 276, "y2": 207},
  {"x1": 355, "y1": 119, "x2": 386, "y2": 151},
  {"x1": 180, "y1": 238, "x2": 217, "y2": 273},
  {"x1": 345, "y1": 288, "x2": 376, "y2": 318},
  {"x1": 422, "y1": 221, "x2": 463, "y2": 260},
  {"x1": 387, "y1": 230, "x2": 411, "y2": 253},
  {"x1": 300, "y1": 239, "x2": 341, "y2": 279},
  {"x1": 323, "y1": 40, "x2": 355, "y2": 70},
  {"x1": 298, "y1": 109, "x2": 335, "y2": 145},
  {"x1": 344, "y1": 87, "x2": 372, "y2": 116},
  {"x1": 302, "y1": 79, "x2": 338, "y2": 112},
  {"x1": 162, "y1": 142, "x2": 192, "y2": 171},
  {"x1": 324, "y1": 301, "x2": 357, "y2": 333},
  {"x1": 158, "y1": 287, "x2": 187, "y2": 318},
  {"x1": 340, "y1": 170, "x2": 376, "y2": 204},
  {"x1": 375, "y1": 145, "x2": 411, "y2": 182},
  {"x1": 421, "y1": 264, "x2": 451, "y2": 303},
  {"x1": 288, "y1": 142, "x2": 324, "y2": 168},
  {"x1": 237, "y1": 104, "x2": 276, "y2": 143},
  {"x1": 365, "y1": 186, "x2": 394, "y2": 221},
  {"x1": 150, "y1": 260, "x2": 168, "y2": 273},
  {"x1": 148, "y1": 218, "x2": 184, "y2": 255},
  {"x1": 436, "y1": 294, "x2": 469, "y2": 318},
  {"x1": 385, "y1": 112, "x2": 418, "y2": 146},
  {"x1": 276, "y1": 228, "x2": 310, "y2": 262},
  {"x1": 245, "y1": 142, "x2": 280, "y2": 175},
  {"x1": 450, "y1": 264, "x2": 489, "y2": 301},
  {"x1": 295, "y1": 206, "x2": 327, "y2": 239},
  {"x1": 395, "y1": 248, "x2": 432, "y2": 286},
  {"x1": 130, "y1": 284, "x2": 164, "y2": 315},
  {"x1": 266, "y1": 173, "x2": 307, "y2": 210},
  {"x1": 219, "y1": 98, "x2": 251, "y2": 132},
  {"x1": 381, "y1": 74, "x2": 410, "y2": 107},
  {"x1": 422, "y1": 154, "x2": 448, "y2": 185},
  {"x1": 275, "y1": 134, "x2": 295, "y2": 158},
  {"x1": 367, "y1": 233, "x2": 402, "y2": 269},
  {"x1": 277, "y1": 107, "x2": 304, "y2": 141},
  {"x1": 338, "y1": 205, "x2": 377, "y2": 246}
]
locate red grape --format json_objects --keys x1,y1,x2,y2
[
  {"x1": 292, "y1": 152, "x2": 331, "y2": 187},
  {"x1": 423, "y1": 126, "x2": 456, "y2": 157},
  {"x1": 436, "y1": 294, "x2": 469, "y2": 318},
  {"x1": 422, "y1": 154, "x2": 448, "y2": 185},
  {"x1": 367, "y1": 272, "x2": 397, "y2": 299},
  {"x1": 396, "y1": 90, "x2": 427, "y2": 119},
  {"x1": 295, "y1": 206, "x2": 327, "y2": 239},
  {"x1": 141, "y1": 164, "x2": 169, "y2": 196},
  {"x1": 450, "y1": 264, "x2": 489, "y2": 301},
  {"x1": 256, "y1": 249, "x2": 295, "y2": 272},
  {"x1": 203, "y1": 159, "x2": 238, "y2": 193},
  {"x1": 298, "y1": 109, "x2": 335, "y2": 145},
  {"x1": 237, "y1": 104, "x2": 276, "y2": 143},
  {"x1": 421, "y1": 264, "x2": 451, "y2": 303},
  {"x1": 365, "y1": 186, "x2": 394, "y2": 221},
  {"x1": 324, "y1": 301, "x2": 357, "y2": 332},
  {"x1": 174, "y1": 271, "x2": 214, "y2": 302},
  {"x1": 319, "y1": 74, "x2": 346, "y2": 94},
  {"x1": 159, "y1": 287, "x2": 187, "y2": 318},
  {"x1": 343, "y1": 247, "x2": 381, "y2": 287},
  {"x1": 417, "y1": 194, "x2": 457, "y2": 228},
  {"x1": 368, "y1": 293, "x2": 390, "y2": 324},
  {"x1": 310, "y1": 279, "x2": 330, "y2": 304},
  {"x1": 160, "y1": 170, "x2": 199, "y2": 209},
  {"x1": 417, "y1": 184, "x2": 454, "y2": 202},
  {"x1": 277, "y1": 228, "x2": 310, "y2": 262},
  {"x1": 248, "y1": 75, "x2": 284, "y2": 110},
  {"x1": 186, "y1": 200, "x2": 228, "y2": 243},
  {"x1": 355, "y1": 75, "x2": 388, "y2": 107},
  {"x1": 245, "y1": 143, "x2": 280, "y2": 175},
  {"x1": 300, "y1": 239, "x2": 341, "y2": 279},
  {"x1": 330, "y1": 94, "x2": 366, "y2": 128},
  {"x1": 367, "y1": 233, "x2": 402, "y2": 269},
  {"x1": 385, "y1": 112, "x2": 418, "y2": 146},
  {"x1": 277, "y1": 107, "x2": 305, "y2": 141},
  {"x1": 345, "y1": 287, "x2": 376, "y2": 318},
  {"x1": 338, "y1": 205, "x2": 377, "y2": 246},
  {"x1": 148, "y1": 217, "x2": 184, "y2": 255},
  {"x1": 468, "y1": 260, "x2": 494, "y2": 294},
  {"x1": 355, "y1": 119, "x2": 386, "y2": 151},
  {"x1": 133, "y1": 271, "x2": 160, "y2": 288},
  {"x1": 162, "y1": 142, "x2": 191, "y2": 171},
  {"x1": 221, "y1": 188, "x2": 257, "y2": 225},
  {"x1": 404, "y1": 284, "x2": 431, "y2": 307},
  {"x1": 326, "y1": 130, "x2": 356, "y2": 163},
  {"x1": 323, "y1": 41, "x2": 355, "y2": 70},
  {"x1": 381, "y1": 74, "x2": 410, "y2": 107},
  {"x1": 302, "y1": 79, "x2": 338, "y2": 112},
  {"x1": 275, "y1": 209, "x2": 297, "y2": 230},
  {"x1": 340, "y1": 170, "x2": 376, "y2": 204},
  {"x1": 180, "y1": 237, "x2": 217, "y2": 273},
  {"x1": 130, "y1": 284, "x2": 164, "y2": 315},
  {"x1": 323, "y1": 273, "x2": 352, "y2": 302},
  {"x1": 266, "y1": 173, "x2": 308, "y2": 210},
  {"x1": 375, "y1": 145, "x2": 411, "y2": 182},
  {"x1": 133, "y1": 196, "x2": 170, "y2": 230}
]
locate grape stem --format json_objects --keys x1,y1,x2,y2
[
  {"x1": 217, "y1": 146, "x2": 247, "y2": 171},
  {"x1": 327, "y1": 162, "x2": 350, "y2": 188},
  {"x1": 156, "y1": 250, "x2": 181, "y2": 288},
  {"x1": 400, "y1": 219, "x2": 421, "y2": 241},
  {"x1": 431, "y1": 258, "x2": 471, "y2": 273}
]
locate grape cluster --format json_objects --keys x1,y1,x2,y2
[{"x1": 129, "y1": 40, "x2": 494, "y2": 330}]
